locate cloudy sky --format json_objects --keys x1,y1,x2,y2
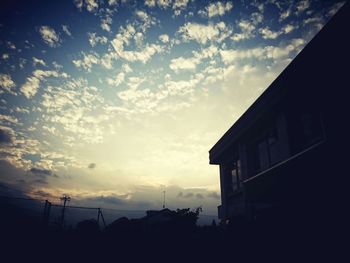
[{"x1": 0, "y1": 0, "x2": 344, "y2": 215}]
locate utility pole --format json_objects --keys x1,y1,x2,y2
[
  {"x1": 60, "y1": 195, "x2": 70, "y2": 227},
  {"x1": 42, "y1": 200, "x2": 51, "y2": 226},
  {"x1": 97, "y1": 208, "x2": 106, "y2": 228},
  {"x1": 162, "y1": 191, "x2": 166, "y2": 209}
]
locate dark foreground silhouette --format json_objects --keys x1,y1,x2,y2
[{"x1": 1, "y1": 202, "x2": 345, "y2": 262}]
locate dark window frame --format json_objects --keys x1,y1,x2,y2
[{"x1": 252, "y1": 125, "x2": 279, "y2": 174}]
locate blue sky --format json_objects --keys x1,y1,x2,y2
[{"x1": 0, "y1": 0, "x2": 344, "y2": 216}]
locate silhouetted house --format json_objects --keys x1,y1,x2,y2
[{"x1": 209, "y1": 3, "x2": 349, "y2": 223}]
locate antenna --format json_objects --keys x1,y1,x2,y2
[{"x1": 162, "y1": 190, "x2": 166, "y2": 209}]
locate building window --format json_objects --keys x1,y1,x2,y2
[
  {"x1": 300, "y1": 113, "x2": 323, "y2": 144},
  {"x1": 224, "y1": 158, "x2": 241, "y2": 194},
  {"x1": 231, "y1": 160, "x2": 241, "y2": 192},
  {"x1": 253, "y1": 128, "x2": 279, "y2": 173},
  {"x1": 288, "y1": 111, "x2": 324, "y2": 154}
]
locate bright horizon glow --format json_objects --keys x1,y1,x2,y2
[{"x1": 0, "y1": 0, "x2": 344, "y2": 216}]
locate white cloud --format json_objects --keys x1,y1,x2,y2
[
  {"x1": 123, "y1": 44, "x2": 163, "y2": 63},
  {"x1": 100, "y1": 53, "x2": 115, "y2": 69},
  {"x1": 302, "y1": 16, "x2": 325, "y2": 31},
  {"x1": 159, "y1": 34, "x2": 169, "y2": 43},
  {"x1": 220, "y1": 49, "x2": 260, "y2": 64},
  {"x1": 0, "y1": 125, "x2": 16, "y2": 144},
  {"x1": 199, "y1": 1, "x2": 233, "y2": 18},
  {"x1": 42, "y1": 125, "x2": 57, "y2": 135},
  {"x1": 72, "y1": 52, "x2": 100, "y2": 72},
  {"x1": 251, "y1": 12, "x2": 263, "y2": 25},
  {"x1": 74, "y1": 0, "x2": 99, "y2": 13},
  {"x1": 62, "y1": 25, "x2": 72, "y2": 36},
  {"x1": 111, "y1": 24, "x2": 136, "y2": 51},
  {"x1": 122, "y1": 64, "x2": 133, "y2": 73},
  {"x1": 170, "y1": 56, "x2": 200, "y2": 72},
  {"x1": 252, "y1": 2, "x2": 264, "y2": 12},
  {"x1": 86, "y1": 0, "x2": 99, "y2": 12},
  {"x1": 52, "y1": 61, "x2": 63, "y2": 69},
  {"x1": 21, "y1": 77, "x2": 41, "y2": 98},
  {"x1": 259, "y1": 24, "x2": 298, "y2": 40},
  {"x1": 14, "y1": 107, "x2": 30, "y2": 114},
  {"x1": 101, "y1": 20, "x2": 111, "y2": 32},
  {"x1": 0, "y1": 114, "x2": 19, "y2": 125},
  {"x1": 259, "y1": 27, "x2": 281, "y2": 39},
  {"x1": 21, "y1": 70, "x2": 69, "y2": 98},
  {"x1": 74, "y1": 0, "x2": 114, "y2": 32},
  {"x1": 101, "y1": 15, "x2": 113, "y2": 32},
  {"x1": 0, "y1": 74, "x2": 16, "y2": 95},
  {"x1": 107, "y1": 72, "x2": 125, "y2": 87},
  {"x1": 173, "y1": 10, "x2": 181, "y2": 16},
  {"x1": 327, "y1": 2, "x2": 345, "y2": 17},
  {"x1": 157, "y1": 0, "x2": 171, "y2": 9},
  {"x1": 135, "y1": 10, "x2": 156, "y2": 32},
  {"x1": 231, "y1": 11, "x2": 264, "y2": 42},
  {"x1": 2, "y1": 54, "x2": 9, "y2": 60},
  {"x1": 88, "y1": 32, "x2": 108, "y2": 47},
  {"x1": 193, "y1": 45, "x2": 218, "y2": 60},
  {"x1": 111, "y1": 27, "x2": 164, "y2": 63},
  {"x1": 202, "y1": 66, "x2": 225, "y2": 85},
  {"x1": 172, "y1": 0, "x2": 190, "y2": 15},
  {"x1": 135, "y1": 10, "x2": 149, "y2": 21},
  {"x1": 279, "y1": 9, "x2": 291, "y2": 21},
  {"x1": 144, "y1": 0, "x2": 172, "y2": 9},
  {"x1": 74, "y1": 0, "x2": 83, "y2": 10},
  {"x1": 7, "y1": 41, "x2": 16, "y2": 50},
  {"x1": 220, "y1": 38, "x2": 305, "y2": 65},
  {"x1": 39, "y1": 78, "x2": 106, "y2": 145},
  {"x1": 134, "y1": 32, "x2": 144, "y2": 47},
  {"x1": 169, "y1": 45, "x2": 218, "y2": 72},
  {"x1": 33, "y1": 57, "x2": 47, "y2": 67},
  {"x1": 296, "y1": 0, "x2": 310, "y2": 15},
  {"x1": 232, "y1": 20, "x2": 255, "y2": 41},
  {"x1": 164, "y1": 78, "x2": 200, "y2": 96},
  {"x1": 106, "y1": 64, "x2": 132, "y2": 87},
  {"x1": 19, "y1": 58, "x2": 27, "y2": 69},
  {"x1": 145, "y1": 0, "x2": 156, "y2": 8},
  {"x1": 117, "y1": 78, "x2": 150, "y2": 104},
  {"x1": 282, "y1": 24, "x2": 296, "y2": 34},
  {"x1": 303, "y1": 16, "x2": 324, "y2": 26},
  {"x1": 108, "y1": 0, "x2": 118, "y2": 6},
  {"x1": 179, "y1": 23, "x2": 217, "y2": 44},
  {"x1": 173, "y1": 0, "x2": 189, "y2": 9},
  {"x1": 144, "y1": 0, "x2": 189, "y2": 15},
  {"x1": 178, "y1": 22, "x2": 231, "y2": 45},
  {"x1": 127, "y1": 76, "x2": 146, "y2": 90},
  {"x1": 39, "y1": 26, "x2": 61, "y2": 47},
  {"x1": 114, "y1": 73, "x2": 203, "y2": 113}
]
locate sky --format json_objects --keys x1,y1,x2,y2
[{"x1": 0, "y1": 0, "x2": 345, "y2": 216}]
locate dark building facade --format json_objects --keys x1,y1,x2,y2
[{"x1": 209, "y1": 3, "x2": 349, "y2": 223}]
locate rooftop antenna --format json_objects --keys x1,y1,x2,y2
[{"x1": 162, "y1": 190, "x2": 166, "y2": 209}]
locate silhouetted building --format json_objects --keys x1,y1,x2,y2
[
  {"x1": 144, "y1": 208, "x2": 173, "y2": 225},
  {"x1": 209, "y1": 3, "x2": 349, "y2": 223}
]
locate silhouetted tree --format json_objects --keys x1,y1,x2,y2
[{"x1": 167, "y1": 206, "x2": 202, "y2": 232}]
